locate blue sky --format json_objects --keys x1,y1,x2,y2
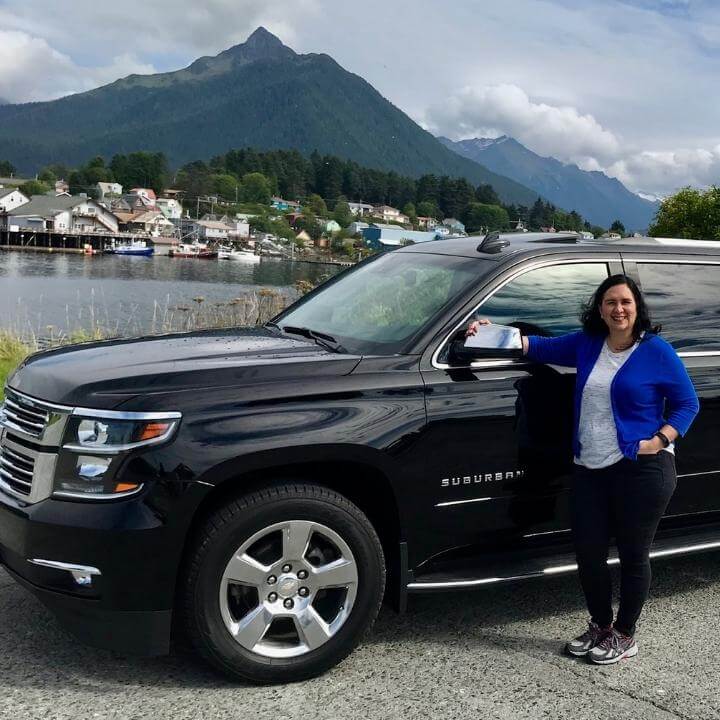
[{"x1": 1, "y1": 0, "x2": 719, "y2": 197}]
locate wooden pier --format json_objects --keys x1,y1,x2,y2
[{"x1": 0, "y1": 228, "x2": 134, "y2": 254}]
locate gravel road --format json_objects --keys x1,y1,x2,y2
[{"x1": 1, "y1": 552, "x2": 719, "y2": 720}]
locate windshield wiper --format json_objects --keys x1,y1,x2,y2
[{"x1": 280, "y1": 325, "x2": 347, "y2": 354}]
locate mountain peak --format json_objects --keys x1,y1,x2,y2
[{"x1": 224, "y1": 26, "x2": 295, "y2": 62}]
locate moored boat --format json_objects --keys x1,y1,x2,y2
[
  {"x1": 168, "y1": 242, "x2": 218, "y2": 259},
  {"x1": 218, "y1": 245, "x2": 260, "y2": 262},
  {"x1": 112, "y1": 240, "x2": 154, "y2": 256}
]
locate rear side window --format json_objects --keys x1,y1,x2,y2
[
  {"x1": 478, "y1": 262, "x2": 610, "y2": 336},
  {"x1": 637, "y1": 262, "x2": 720, "y2": 350}
]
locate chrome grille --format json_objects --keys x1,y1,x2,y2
[
  {"x1": 3, "y1": 390, "x2": 50, "y2": 438},
  {"x1": 0, "y1": 443, "x2": 35, "y2": 497}
]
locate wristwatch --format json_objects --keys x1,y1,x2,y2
[{"x1": 654, "y1": 430, "x2": 671, "y2": 448}]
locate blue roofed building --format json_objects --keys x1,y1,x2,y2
[{"x1": 362, "y1": 224, "x2": 443, "y2": 251}]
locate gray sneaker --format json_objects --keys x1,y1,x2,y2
[
  {"x1": 565, "y1": 622, "x2": 611, "y2": 657},
  {"x1": 588, "y1": 628, "x2": 638, "y2": 665}
]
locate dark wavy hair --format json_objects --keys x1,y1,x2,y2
[{"x1": 580, "y1": 274, "x2": 659, "y2": 341}]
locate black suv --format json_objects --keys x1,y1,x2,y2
[{"x1": 1, "y1": 232, "x2": 718, "y2": 683}]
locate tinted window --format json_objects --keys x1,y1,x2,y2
[
  {"x1": 478, "y1": 262, "x2": 610, "y2": 336},
  {"x1": 637, "y1": 263, "x2": 720, "y2": 350},
  {"x1": 277, "y1": 251, "x2": 493, "y2": 354}
]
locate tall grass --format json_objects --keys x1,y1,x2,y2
[
  {"x1": 0, "y1": 287, "x2": 298, "y2": 398},
  {"x1": 0, "y1": 332, "x2": 31, "y2": 400}
]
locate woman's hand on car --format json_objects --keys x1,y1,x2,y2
[{"x1": 465, "y1": 318, "x2": 491, "y2": 336}]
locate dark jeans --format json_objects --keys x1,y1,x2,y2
[{"x1": 571, "y1": 452, "x2": 677, "y2": 636}]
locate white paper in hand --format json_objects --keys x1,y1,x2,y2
[{"x1": 464, "y1": 323, "x2": 522, "y2": 350}]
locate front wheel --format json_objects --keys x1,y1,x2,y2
[{"x1": 183, "y1": 484, "x2": 386, "y2": 683}]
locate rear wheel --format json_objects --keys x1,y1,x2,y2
[{"x1": 183, "y1": 484, "x2": 385, "y2": 683}]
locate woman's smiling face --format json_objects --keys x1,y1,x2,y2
[{"x1": 600, "y1": 283, "x2": 637, "y2": 334}]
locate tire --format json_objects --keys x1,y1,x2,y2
[{"x1": 183, "y1": 483, "x2": 386, "y2": 684}]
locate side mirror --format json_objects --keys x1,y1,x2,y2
[
  {"x1": 449, "y1": 323, "x2": 524, "y2": 362},
  {"x1": 449, "y1": 340, "x2": 523, "y2": 361}
]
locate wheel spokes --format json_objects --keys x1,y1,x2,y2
[
  {"x1": 314, "y1": 558, "x2": 357, "y2": 589},
  {"x1": 233, "y1": 604, "x2": 274, "y2": 650},
  {"x1": 295, "y1": 606, "x2": 332, "y2": 651},
  {"x1": 282, "y1": 520, "x2": 314, "y2": 562},
  {"x1": 224, "y1": 553, "x2": 270, "y2": 588}
]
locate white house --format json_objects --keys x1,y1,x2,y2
[
  {"x1": 348, "y1": 221, "x2": 369, "y2": 235},
  {"x1": 348, "y1": 202, "x2": 374, "y2": 217},
  {"x1": 156, "y1": 197, "x2": 183, "y2": 220},
  {"x1": 195, "y1": 219, "x2": 230, "y2": 241},
  {"x1": 373, "y1": 205, "x2": 409, "y2": 225},
  {"x1": 7, "y1": 195, "x2": 119, "y2": 233},
  {"x1": 0, "y1": 188, "x2": 29, "y2": 213},
  {"x1": 96, "y1": 182, "x2": 123, "y2": 201}
]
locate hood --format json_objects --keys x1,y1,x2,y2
[{"x1": 8, "y1": 327, "x2": 361, "y2": 408}]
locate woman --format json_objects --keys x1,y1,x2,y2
[{"x1": 467, "y1": 274, "x2": 699, "y2": 665}]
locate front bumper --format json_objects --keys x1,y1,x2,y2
[{"x1": 0, "y1": 485, "x2": 188, "y2": 656}]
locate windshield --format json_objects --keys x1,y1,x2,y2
[{"x1": 275, "y1": 250, "x2": 492, "y2": 354}]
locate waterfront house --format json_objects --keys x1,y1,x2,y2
[
  {"x1": 417, "y1": 216, "x2": 438, "y2": 230},
  {"x1": 373, "y1": 205, "x2": 410, "y2": 225},
  {"x1": 156, "y1": 197, "x2": 183, "y2": 220},
  {"x1": 115, "y1": 210, "x2": 174, "y2": 236},
  {"x1": 348, "y1": 202, "x2": 374, "y2": 217},
  {"x1": 55, "y1": 179, "x2": 70, "y2": 195},
  {"x1": 347, "y1": 221, "x2": 369, "y2": 236},
  {"x1": 127, "y1": 188, "x2": 158, "y2": 209},
  {"x1": 0, "y1": 188, "x2": 29, "y2": 214},
  {"x1": 321, "y1": 219, "x2": 342, "y2": 235},
  {"x1": 271, "y1": 197, "x2": 302, "y2": 212},
  {"x1": 195, "y1": 219, "x2": 230, "y2": 241},
  {"x1": 362, "y1": 225, "x2": 442, "y2": 251},
  {"x1": 7, "y1": 195, "x2": 119, "y2": 233},
  {"x1": 295, "y1": 230, "x2": 312, "y2": 245},
  {"x1": 96, "y1": 182, "x2": 123, "y2": 202},
  {"x1": 442, "y1": 217, "x2": 466, "y2": 234}
]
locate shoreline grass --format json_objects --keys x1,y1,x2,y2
[{"x1": 0, "y1": 332, "x2": 31, "y2": 400}]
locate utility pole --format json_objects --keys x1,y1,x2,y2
[{"x1": 196, "y1": 196, "x2": 200, "y2": 219}]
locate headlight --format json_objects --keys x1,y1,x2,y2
[
  {"x1": 65, "y1": 413, "x2": 180, "y2": 454},
  {"x1": 55, "y1": 410, "x2": 181, "y2": 499}
]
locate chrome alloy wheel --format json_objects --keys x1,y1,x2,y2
[{"x1": 218, "y1": 520, "x2": 359, "y2": 658}]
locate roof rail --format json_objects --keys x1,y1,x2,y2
[{"x1": 477, "y1": 231, "x2": 510, "y2": 254}]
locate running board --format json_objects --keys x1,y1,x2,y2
[{"x1": 408, "y1": 527, "x2": 720, "y2": 592}]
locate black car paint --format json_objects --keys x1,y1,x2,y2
[{"x1": 1, "y1": 238, "x2": 719, "y2": 655}]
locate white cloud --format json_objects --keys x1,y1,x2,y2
[
  {"x1": 0, "y1": 30, "x2": 156, "y2": 102},
  {"x1": 426, "y1": 83, "x2": 621, "y2": 165},
  {"x1": 0, "y1": 1, "x2": 318, "y2": 70},
  {"x1": 608, "y1": 146, "x2": 720, "y2": 198}
]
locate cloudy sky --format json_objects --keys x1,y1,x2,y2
[{"x1": 2, "y1": 0, "x2": 719, "y2": 198}]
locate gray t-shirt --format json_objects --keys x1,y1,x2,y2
[{"x1": 576, "y1": 340, "x2": 638, "y2": 469}]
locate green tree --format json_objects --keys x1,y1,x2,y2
[
  {"x1": 307, "y1": 193, "x2": 328, "y2": 216},
  {"x1": 402, "y1": 202, "x2": 417, "y2": 226},
  {"x1": 211, "y1": 173, "x2": 241, "y2": 202},
  {"x1": 416, "y1": 200, "x2": 440, "y2": 218},
  {"x1": 110, "y1": 152, "x2": 168, "y2": 194},
  {"x1": 242, "y1": 172, "x2": 271, "y2": 204},
  {"x1": 475, "y1": 184, "x2": 500, "y2": 205},
  {"x1": 333, "y1": 199, "x2": 353, "y2": 227},
  {"x1": 0, "y1": 160, "x2": 16, "y2": 176},
  {"x1": 38, "y1": 168, "x2": 57, "y2": 185},
  {"x1": 462, "y1": 202, "x2": 510, "y2": 233},
  {"x1": 295, "y1": 210, "x2": 321, "y2": 240},
  {"x1": 648, "y1": 186, "x2": 720, "y2": 239},
  {"x1": 19, "y1": 179, "x2": 50, "y2": 196},
  {"x1": 610, "y1": 219, "x2": 626, "y2": 235}
]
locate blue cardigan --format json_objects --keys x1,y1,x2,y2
[{"x1": 526, "y1": 332, "x2": 700, "y2": 460}]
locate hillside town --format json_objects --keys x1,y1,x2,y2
[{"x1": 0, "y1": 177, "x2": 478, "y2": 259}]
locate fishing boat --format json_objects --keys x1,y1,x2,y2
[
  {"x1": 111, "y1": 240, "x2": 154, "y2": 256},
  {"x1": 168, "y1": 242, "x2": 218, "y2": 259},
  {"x1": 218, "y1": 245, "x2": 260, "y2": 262}
]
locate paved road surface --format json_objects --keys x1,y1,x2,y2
[{"x1": 1, "y1": 553, "x2": 719, "y2": 720}]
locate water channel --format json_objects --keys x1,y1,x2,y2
[{"x1": 0, "y1": 251, "x2": 343, "y2": 340}]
